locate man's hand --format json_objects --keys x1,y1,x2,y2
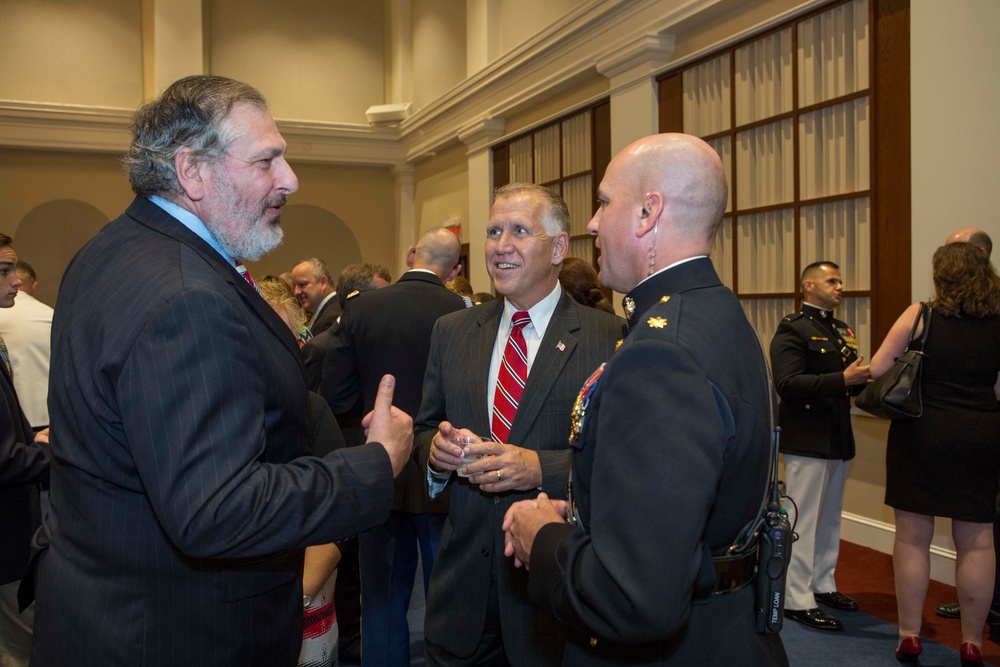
[
  {"x1": 843, "y1": 355, "x2": 872, "y2": 386},
  {"x1": 362, "y1": 375, "x2": 413, "y2": 478},
  {"x1": 33, "y1": 428, "x2": 50, "y2": 444},
  {"x1": 460, "y1": 440, "x2": 542, "y2": 493},
  {"x1": 428, "y1": 421, "x2": 479, "y2": 474},
  {"x1": 502, "y1": 493, "x2": 567, "y2": 569}
]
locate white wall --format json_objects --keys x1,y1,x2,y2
[
  {"x1": 0, "y1": 0, "x2": 143, "y2": 108},
  {"x1": 910, "y1": 0, "x2": 1000, "y2": 301}
]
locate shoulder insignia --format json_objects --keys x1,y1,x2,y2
[
  {"x1": 623, "y1": 296, "x2": 636, "y2": 320},
  {"x1": 647, "y1": 316, "x2": 667, "y2": 329},
  {"x1": 615, "y1": 338, "x2": 623, "y2": 350},
  {"x1": 346, "y1": 290, "x2": 361, "y2": 300},
  {"x1": 659, "y1": 295, "x2": 671, "y2": 304}
]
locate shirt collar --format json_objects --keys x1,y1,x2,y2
[
  {"x1": 501, "y1": 281, "x2": 562, "y2": 340},
  {"x1": 148, "y1": 195, "x2": 236, "y2": 267},
  {"x1": 634, "y1": 255, "x2": 707, "y2": 289}
]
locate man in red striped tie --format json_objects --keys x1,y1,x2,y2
[{"x1": 415, "y1": 183, "x2": 623, "y2": 666}]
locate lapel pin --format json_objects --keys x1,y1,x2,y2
[{"x1": 556, "y1": 341, "x2": 566, "y2": 352}]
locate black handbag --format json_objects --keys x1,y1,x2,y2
[{"x1": 856, "y1": 302, "x2": 931, "y2": 419}]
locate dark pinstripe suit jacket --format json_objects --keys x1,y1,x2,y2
[
  {"x1": 415, "y1": 291, "x2": 623, "y2": 666},
  {"x1": 32, "y1": 197, "x2": 395, "y2": 667},
  {"x1": 321, "y1": 270, "x2": 467, "y2": 513}
]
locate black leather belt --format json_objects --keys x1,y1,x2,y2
[{"x1": 710, "y1": 548, "x2": 757, "y2": 595}]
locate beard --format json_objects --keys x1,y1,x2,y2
[
  {"x1": 203, "y1": 174, "x2": 287, "y2": 262},
  {"x1": 211, "y1": 202, "x2": 285, "y2": 262}
]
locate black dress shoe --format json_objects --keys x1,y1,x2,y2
[
  {"x1": 784, "y1": 608, "x2": 844, "y2": 631},
  {"x1": 815, "y1": 591, "x2": 859, "y2": 611},
  {"x1": 935, "y1": 601, "x2": 960, "y2": 619}
]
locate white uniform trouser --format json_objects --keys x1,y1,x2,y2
[{"x1": 782, "y1": 455, "x2": 851, "y2": 611}]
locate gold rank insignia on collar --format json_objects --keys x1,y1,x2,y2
[
  {"x1": 647, "y1": 316, "x2": 667, "y2": 328},
  {"x1": 623, "y1": 296, "x2": 636, "y2": 320}
]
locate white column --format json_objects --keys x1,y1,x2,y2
[
  {"x1": 596, "y1": 34, "x2": 676, "y2": 153},
  {"x1": 458, "y1": 118, "x2": 505, "y2": 293},
  {"x1": 392, "y1": 163, "x2": 416, "y2": 279},
  {"x1": 466, "y1": 0, "x2": 500, "y2": 77},
  {"x1": 141, "y1": 0, "x2": 206, "y2": 99},
  {"x1": 386, "y1": 0, "x2": 413, "y2": 104}
]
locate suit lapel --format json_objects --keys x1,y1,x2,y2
[
  {"x1": 507, "y1": 291, "x2": 579, "y2": 445},
  {"x1": 473, "y1": 300, "x2": 502, "y2": 438},
  {"x1": 126, "y1": 198, "x2": 304, "y2": 369}
]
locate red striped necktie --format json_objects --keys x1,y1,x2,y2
[
  {"x1": 234, "y1": 260, "x2": 259, "y2": 294},
  {"x1": 491, "y1": 311, "x2": 531, "y2": 444}
]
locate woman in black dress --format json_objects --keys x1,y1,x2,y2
[{"x1": 870, "y1": 243, "x2": 1000, "y2": 665}]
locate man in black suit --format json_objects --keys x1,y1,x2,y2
[
  {"x1": 292, "y1": 257, "x2": 341, "y2": 336},
  {"x1": 503, "y1": 134, "x2": 789, "y2": 666},
  {"x1": 31, "y1": 75, "x2": 413, "y2": 667},
  {"x1": 769, "y1": 261, "x2": 870, "y2": 631},
  {"x1": 416, "y1": 184, "x2": 623, "y2": 666},
  {"x1": 321, "y1": 227, "x2": 467, "y2": 666},
  {"x1": 0, "y1": 235, "x2": 49, "y2": 667}
]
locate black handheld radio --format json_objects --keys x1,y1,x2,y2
[{"x1": 754, "y1": 427, "x2": 792, "y2": 634}]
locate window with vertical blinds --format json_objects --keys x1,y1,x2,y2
[
  {"x1": 492, "y1": 101, "x2": 611, "y2": 269},
  {"x1": 658, "y1": 0, "x2": 912, "y2": 361}
]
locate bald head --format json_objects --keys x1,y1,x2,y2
[
  {"x1": 946, "y1": 227, "x2": 992, "y2": 258},
  {"x1": 409, "y1": 227, "x2": 462, "y2": 283},
  {"x1": 589, "y1": 133, "x2": 728, "y2": 292},
  {"x1": 621, "y1": 133, "x2": 727, "y2": 241}
]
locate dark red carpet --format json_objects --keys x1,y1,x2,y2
[{"x1": 837, "y1": 540, "x2": 999, "y2": 663}]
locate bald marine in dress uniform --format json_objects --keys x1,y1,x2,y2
[
  {"x1": 502, "y1": 133, "x2": 789, "y2": 666},
  {"x1": 769, "y1": 261, "x2": 871, "y2": 631}
]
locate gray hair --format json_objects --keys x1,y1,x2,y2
[
  {"x1": 297, "y1": 257, "x2": 333, "y2": 283},
  {"x1": 123, "y1": 75, "x2": 268, "y2": 198},
  {"x1": 493, "y1": 183, "x2": 570, "y2": 237}
]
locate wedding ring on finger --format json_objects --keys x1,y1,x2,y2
[{"x1": 496, "y1": 469, "x2": 502, "y2": 481}]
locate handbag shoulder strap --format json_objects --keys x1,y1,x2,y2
[{"x1": 907, "y1": 302, "x2": 932, "y2": 351}]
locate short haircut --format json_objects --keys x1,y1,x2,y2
[
  {"x1": 297, "y1": 258, "x2": 332, "y2": 283},
  {"x1": 15, "y1": 261, "x2": 36, "y2": 282},
  {"x1": 372, "y1": 264, "x2": 392, "y2": 285},
  {"x1": 336, "y1": 263, "x2": 385, "y2": 310},
  {"x1": 493, "y1": 183, "x2": 571, "y2": 237},
  {"x1": 0, "y1": 234, "x2": 11, "y2": 249},
  {"x1": 800, "y1": 260, "x2": 839, "y2": 286},
  {"x1": 123, "y1": 75, "x2": 268, "y2": 198}
]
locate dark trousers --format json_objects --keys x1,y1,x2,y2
[
  {"x1": 424, "y1": 567, "x2": 510, "y2": 667},
  {"x1": 360, "y1": 511, "x2": 446, "y2": 666}
]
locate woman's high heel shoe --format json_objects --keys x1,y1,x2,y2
[
  {"x1": 895, "y1": 635, "x2": 923, "y2": 663},
  {"x1": 959, "y1": 642, "x2": 984, "y2": 667}
]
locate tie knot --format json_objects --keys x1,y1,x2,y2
[{"x1": 512, "y1": 311, "x2": 531, "y2": 329}]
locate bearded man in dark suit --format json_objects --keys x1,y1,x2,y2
[
  {"x1": 416, "y1": 184, "x2": 623, "y2": 666},
  {"x1": 30, "y1": 75, "x2": 412, "y2": 667},
  {"x1": 503, "y1": 134, "x2": 789, "y2": 666}
]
